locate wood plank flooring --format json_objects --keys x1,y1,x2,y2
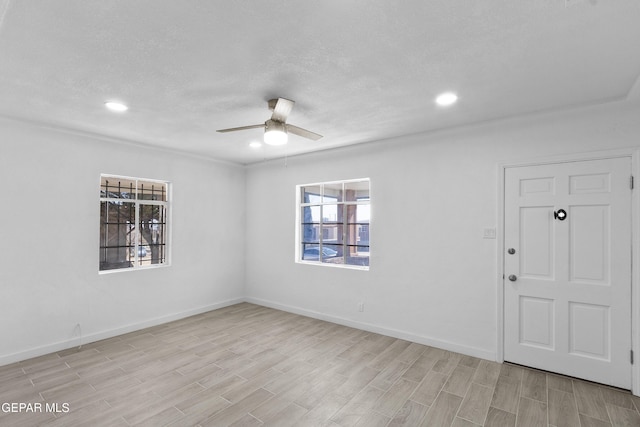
[{"x1": 1, "y1": 303, "x2": 639, "y2": 426}]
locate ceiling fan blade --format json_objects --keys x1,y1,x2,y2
[
  {"x1": 216, "y1": 124, "x2": 264, "y2": 133},
  {"x1": 286, "y1": 124, "x2": 323, "y2": 141},
  {"x1": 270, "y1": 98, "x2": 295, "y2": 122}
]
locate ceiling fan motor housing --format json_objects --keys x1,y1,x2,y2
[{"x1": 265, "y1": 119, "x2": 286, "y2": 133}]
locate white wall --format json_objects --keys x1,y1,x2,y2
[
  {"x1": 2, "y1": 95, "x2": 639, "y2": 367},
  {"x1": 0, "y1": 118, "x2": 246, "y2": 365},
  {"x1": 245, "y1": 99, "x2": 640, "y2": 360}
]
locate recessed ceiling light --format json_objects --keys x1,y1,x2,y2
[
  {"x1": 249, "y1": 141, "x2": 262, "y2": 149},
  {"x1": 435, "y1": 92, "x2": 458, "y2": 107},
  {"x1": 104, "y1": 101, "x2": 128, "y2": 112}
]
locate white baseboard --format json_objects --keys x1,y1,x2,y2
[
  {"x1": 245, "y1": 297, "x2": 497, "y2": 361},
  {"x1": 0, "y1": 298, "x2": 244, "y2": 367},
  {"x1": 1, "y1": 296, "x2": 496, "y2": 367}
]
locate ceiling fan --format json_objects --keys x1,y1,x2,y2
[{"x1": 217, "y1": 97, "x2": 322, "y2": 146}]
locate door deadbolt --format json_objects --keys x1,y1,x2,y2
[
  {"x1": 508, "y1": 274, "x2": 517, "y2": 282},
  {"x1": 507, "y1": 248, "x2": 516, "y2": 255},
  {"x1": 553, "y1": 209, "x2": 567, "y2": 221}
]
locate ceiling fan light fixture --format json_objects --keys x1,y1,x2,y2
[{"x1": 264, "y1": 120, "x2": 288, "y2": 145}]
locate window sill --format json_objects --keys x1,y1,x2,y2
[
  {"x1": 98, "y1": 263, "x2": 171, "y2": 275},
  {"x1": 295, "y1": 260, "x2": 369, "y2": 271}
]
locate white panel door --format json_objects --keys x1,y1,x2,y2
[{"x1": 504, "y1": 157, "x2": 632, "y2": 388}]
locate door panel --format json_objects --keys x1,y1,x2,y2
[
  {"x1": 520, "y1": 177, "x2": 555, "y2": 196},
  {"x1": 519, "y1": 296, "x2": 555, "y2": 350},
  {"x1": 569, "y1": 173, "x2": 610, "y2": 195},
  {"x1": 520, "y1": 206, "x2": 554, "y2": 279},
  {"x1": 569, "y1": 302, "x2": 609, "y2": 360},
  {"x1": 570, "y1": 205, "x2": 609, "y2": 284},
  {"x1": 504, "y1": 157, "x2": 631, "y2": 388}
]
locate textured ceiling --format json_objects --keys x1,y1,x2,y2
[{"x1": 0, "y1": 1, "x2": 639, "y2": 164}]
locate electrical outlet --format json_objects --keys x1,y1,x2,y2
[{"x1": 358, "y1": 302, "x2": 364, "y2": 312}]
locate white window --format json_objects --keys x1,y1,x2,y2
[
  {"x1": 99, "y1": 175, "x2": 170, "y2": 272},
  {"x1": 297, "y1": 178, "x2": 370, "y2": 269}
]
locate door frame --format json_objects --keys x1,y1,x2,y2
[{"x1": 496, "y1": 147, "x2": 640, "y2": 396}]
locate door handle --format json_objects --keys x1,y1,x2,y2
[{"x1": 508, "y1": 274, "x2": 517, "y2": 282}]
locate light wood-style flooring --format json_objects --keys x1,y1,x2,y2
[{"x1": 1, "y1": 303, "x2": 639, "y2": 426}]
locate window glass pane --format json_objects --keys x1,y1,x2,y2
[
  {"x1": 139, "y1": 204, "x2": 166, "y2": 265},
  {"x1": 301, "y1": 206, "x2": 320, "y2": 244},
  {"x1": 99, "y1": 200, "x2": 135, "y2": 271},
  {"x1": 322, "y1": 204, "x2": 339, "y2": 222},
  {"x1": 346, "y1": 205, "x2": 370, "y2": 246},
  {"x1": 301, "y1": 185, "x2": 321, "y2": 204},
  {"x1": 301, "y1": 205, "x2": 321, "y2": 223},
  {"x1": 345, "y1": 180, "x2": 370, "y2": 202},
  {"x1": 323, "y1": 183, "x2": 343, "y2": 203},
  {"x1": 301, "y1": 244, "x2": 322, "y2": 261},
  {"x1": 322, "y1": 223, "x2": 343, "y2": 245},
  {"x1": 301, "y1": 223, "x2": 320, "y2": 244},
  {"x1": 138, "y1": 181, "x2": 167, "y2": 201},
  {"x1": 321, "y1": 244, "x2": 342, "y2": 264},
  {"x1": 346, "y1": 223, "x2": 370, "y2": 247},
  {"x1": 100, "y1": 177, "x2": 135, "y2": 199},
  {"x1": 345, "y1": 246, "x2": 370, "y2": 266},
  {"x1": 345, "y1": 221, "x2": 358, "y2": 247},
  {"x1": 356, "y1": 204, "x2": 370, "y2": 224}
]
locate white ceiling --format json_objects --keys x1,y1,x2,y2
[{"x1": 1, "y1": 1, "x2": 639, "y2": 165}]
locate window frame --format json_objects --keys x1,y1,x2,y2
[
  {"x1": 99, "y1": 174, "x2": 171, "y2": 274},
  {"x1": 296, "y1": 178, "x2": 370, "y2": 270}
]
